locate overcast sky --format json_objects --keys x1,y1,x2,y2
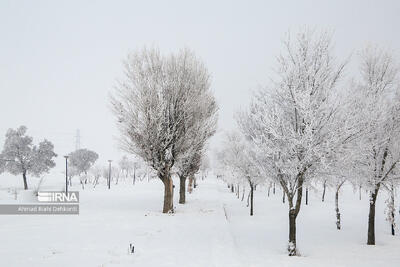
[{"x1": 1, "y1": 0, "x2": 399, "y2": 171}]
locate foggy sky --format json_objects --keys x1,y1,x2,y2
[{"x1": 1, "y1": 0, "x2": 399, "y2": 172}]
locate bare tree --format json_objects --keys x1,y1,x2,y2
[{"x1": 111, "y1": 47, "x2": 217, "y2": 213}]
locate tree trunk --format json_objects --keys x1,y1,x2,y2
[
  {"x1": 322, "y1": 180, "x2": 326, "y2": 202},
  {"x1": 250, "y1": 184, "x2": 254, "y2": 216},
  {"x1": 335, "y1": 189, "x2": 341, "y2": 230},
  {"x1": 288, "y1": 209, "x2": 297, "y2": 256},
  {"x1": 241, "y1": 187, "x2": 245, "y2": 201},
  {"x1": 80, "y1": 174, "x2": 85, "y2": 190},
  {"x1": 22, "y1": 171, "x2": 28, "y2": 190},
  {"x1": 160, "y1": 173, "x2": 174, "y2": 214},
  {"x1": 285, "y1": 172, "x2": 304, "y2": 256},
  {"x1": 231, "y1": 184, "x2": 234, "y2": 193},
  {"x1": 359, "y1": 185, "x2": 362, "y2": 200},
  {"x1": 237, "y1": 184, "x2": 240, "y2": 199},
  {"x1": 179, "y1": 176, "x2": 186, "y2": 204},
  {"x1": 93, "y1": 176, "x2": 99, "y2": 188},
  {"x1": 283, "y1": 190, "x2": 285, "y2": 203},
  {"x1": 188, "y1": 177, "x2": 193, "y2": 193},
  {"x1": 390, "y1": 183, "x2": 395, "y2": 236},
  {"x1": 367, "y1": 185, "x2": 380, "y2": 245},
  {"x1": 268, "y1": 185, "x2": 270, "y2": 197},
  {"x1": 273, "y1": 183, "x2": 275, "y2": 194},
  {"x1": 305, "y1": 187, "x2": 308, "y2": 205},
  {"x1": 391, "y1": 211, "x2": 395, "y2": 236},
  {"x1": 193, "y1": 178, "x2": 197, "y2": 189}
]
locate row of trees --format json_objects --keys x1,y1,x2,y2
[
  {"x1": 65, "y1": 151, "x2": 147, "y2": 189},
  {"x1": 111, "y1": 47, "x2": 218, "y2": 213},
  {"x1": 216, "y1": 30, "x2": 400, "y2": 256},
  {"x1": 0, "y1": 126, "x2": 146, "y2": 190}
]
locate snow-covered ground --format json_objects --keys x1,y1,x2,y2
[{"x1": 0, "y1": 173, "x2": 399, "y2": 267}]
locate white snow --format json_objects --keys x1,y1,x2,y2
[{"x1": 0, "y1": 173, "x2": 399, "y2": 267}]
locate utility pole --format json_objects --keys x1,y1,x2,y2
[
  {"x1": 108, "y1": 160, "x2": 112, "y2": 189},
  {"x1": 64, "y1": 156, "x2": 69, "y2": 194}
]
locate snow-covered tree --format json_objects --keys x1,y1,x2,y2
[
  {"x1": 90, "y1": 164, "x2": 103, "y2": 188},
  {"x1": 176, "y1": 150, "x2": 201, "y2": 203},
  {"x1": 321, "y1": 173, "x2": 348, "y2": 230},
  {"x1": 384, "y1": 181, "x2": 397, "y2": 236},
  {"x1": 112, "y1": 165, "x2": 121, "y2": 184},
  {"x1": 199, "y1": 155, "x2": 210, "y2": 180},
  {"x1": 131, "y1": 161, "x2": 142, "y2": 184},
  {"x1": 102, "y1": 165, "x2": 110, "y2": 184},
  {"x1": 219, "y1": 131, "x2": 265, "y2": 216},
  {"x1": 350, "y1": 46, "x2": 400, "y2": 245},
  {"x1": 0, "y1": 158, "x2": 5, "y2": 173},
  {"x1": 237, "y1": 30, "x2": 347, "y2": 255},
  {"x1": 67, "y1": 165, "x2": 79, "y2": 186},
  {"x1": 175, "y1": 91, "x2": 217, "y2": 204},
  {"x1": 111, "y1": 47, "x2": 217, "y2": 213},
  {"x1": 119, "y1": 155, "x2": 133, "y2": 180},
  {"x1": 213, "y1": 148, "x2": 230, "y2": 182},
  {"x1": 0, "y1": 126, "x2": 57, "y2": 190},
  {"x1": 119, "y1": 155, "x2": 142, "y2": 184},
  {"x1": 215, "y1": 143, "x2": 242, "y2": 193},
  {"x1": 68, "y1": 148, "x2": 98, "y2": 187}
]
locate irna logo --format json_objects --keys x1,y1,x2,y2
[{"x1": 38, "y1": 192, "x2": 79, "y2": 203}]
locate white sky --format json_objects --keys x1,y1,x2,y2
[{"x1": 1, "y1": 0, "x2": 399, "y2": 171}]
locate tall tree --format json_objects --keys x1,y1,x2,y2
[
  {"x1": 0, "y1": 126, "x2": 57, "y2": 190},
  {"x1": 111, "y1": 47, "x2": 217, "y2": 213},
  {"x1": 351, "y1": 46, "x2": 400, "y2": 245},
  {"x1": 238, "y1": 30, "x2": 347, "y2": 255}
]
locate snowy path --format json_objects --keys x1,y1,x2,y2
[
  {"x1": 0, "y1": 177, "x2": 245, "y2": 267},
  {"x1": 214, "y1": 178, "x2": 400, "y2": 267},
  {"x1": 192, "y1": 180, "x2": 244, "y2": 267},
  {"x1": 0, "y1": 175, "x2": 400, "y2": 266}
]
